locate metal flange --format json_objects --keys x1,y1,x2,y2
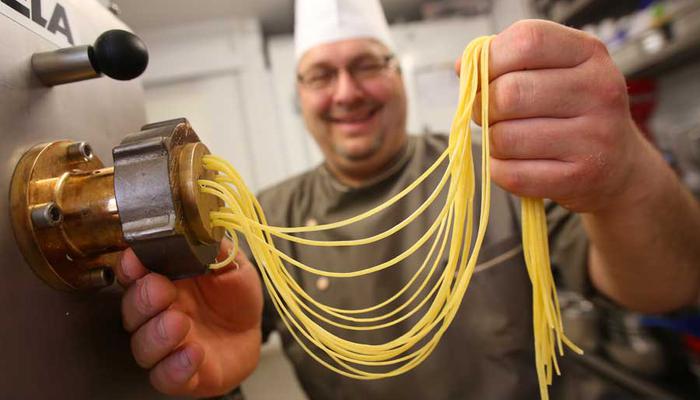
[
  {"x1": 9, "y1": 141, "x2": 120, "y2": 291},
  {"x1": 10, "y1": 118, "x2": 223, "y2": 291},
  {"x1": 113, "y1": 118, "x2": 223, "y2": 279}
]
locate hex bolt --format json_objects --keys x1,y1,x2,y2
[
  {"x1": 78, "y1": 267, "x2": 115, "y2": 289},
  {"x1": 66, "y1": 141, "x2": 94, "y2": 162},
  {"x1": 30, "y1": 202, "x2": 63, "y2": 229}
]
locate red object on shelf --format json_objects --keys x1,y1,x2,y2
[
  {"x1": 627, "y1": 78, "x2": 658, "y2": 144},
  {"x1": 685, "y1": 334, "x2": 700, "y2": 354}
]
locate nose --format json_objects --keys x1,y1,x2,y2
[{"x1": 332, "y1": 69, "x2": 364, "y2": 105}]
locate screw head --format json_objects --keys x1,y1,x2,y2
[
  {"x1": 30, "y1": 202, "x2": 63, "y2": 229},
  {"x1": 78, "y1": 267, "x2": 115, "y2": 290},
  {"x1": 66, "y1": 141, "x2": 93, "y2": 162}
]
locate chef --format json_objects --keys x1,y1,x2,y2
[{"x1": 116, "y1": 0, "x2": 700, "y2": 398}]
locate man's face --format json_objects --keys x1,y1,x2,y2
[{"x1": 297, "y1": 38, "x2": 407, "y2": 179}]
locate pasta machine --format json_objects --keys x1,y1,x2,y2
[
  {"x1": 0, "y1": 2, "x2": 201, "y2": 397},
  {"x1": 8, "y1": 11, "x2": 222, "y2": 292},
  {"x1": 10, "y1": 118, "x2": 223, "y2": 291}
]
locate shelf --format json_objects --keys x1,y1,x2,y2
[
  {"x1": 550, "y1": 0, "x2": 638, "y2": 28},
  {"x1": 572, "y1": 352, "x2": 699, "y2": 400},
  {"x1": 612, "y1": 6, "x2": 700, "y2": 78}
]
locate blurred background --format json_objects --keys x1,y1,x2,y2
[{"x1": 93, "y1": 1, "x2": 700, "y2": 399}]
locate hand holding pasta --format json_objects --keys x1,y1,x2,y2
[
  {"x1": 461, "y1": 20, "x2": 652, "y2": 214},
  {"x1": 117, "y1": 242, "x2": 263, "y2": 397},
  {"x1": 461, "y1": 21, "x2": 700, "y2": 313}
]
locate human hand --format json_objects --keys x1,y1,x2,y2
[
  {"x1": 458, "y1": 20, "x2": 661, "y2": 214},
  {"x1": 116, "y1": 240, "x2": 262, "y2": 397}
]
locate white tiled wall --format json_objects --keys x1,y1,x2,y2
[{"x1": 139, "y1": 17, "x2": 289, "y2": 193}]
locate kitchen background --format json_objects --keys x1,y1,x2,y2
[{"x1": 97, "y1": 1, "x2": 700, "y2": 398}]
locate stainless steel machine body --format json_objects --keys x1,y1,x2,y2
[{"x1": 0, "y1": 1, "x2": 176, "y2": 398}]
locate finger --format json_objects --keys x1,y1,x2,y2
[
  {"x1": 209, "y1": 239, "x2": 240, "y2": 275},
  {"x1": 489, "y1": 117, "x2": 590, "y2": 161},
  {"x1": 122, "y1": 273, "x2": 177, "y2": 332},
  {"x1": 131, "y1": 310, "x2": 192, "y2": 369},
  {"x1": 490, "y1": 20, "x2": 597, "y2": 80},
  {"x1": 491, "y1": 157, "x2": 580, "y2": 200},
  {"x1": 149, "y1": 343, "x2": 205, "y2": 396},
  {"x1": 473, "y1": 67, "x2": 593, "y2": 125},
  {"x1": 219, "y1": 238, "x2": 234, "y2": 259},
  {"x1": 200, "y1": 242, "x2": 257, "y2": 290},
  {"x1": 116, "y1": 248, "x2": 148, "y2": 287},
  {"x1": 193, "y1": 246, "x2": 262, "y2": 329}
]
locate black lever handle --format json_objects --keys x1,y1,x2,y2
[
  {"x1": 32, "y1": 29, "x2": 149, "y2": 86},
  {"x1": 90, "y1": 30, "x2": 148, "y2": 81}
]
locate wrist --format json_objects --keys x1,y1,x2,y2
[{"x1": 591, "y1": 123, "x2": 673, "y2": 219}]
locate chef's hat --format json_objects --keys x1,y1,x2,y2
[{"x1": 294, "y1": 0, "x2": 395, "y2": 61}]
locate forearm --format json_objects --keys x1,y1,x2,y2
[{"x1": 586, "y1": 138, "x2": 700, "y2": 313}]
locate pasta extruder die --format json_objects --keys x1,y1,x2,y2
[{"x1": 10, "y1": 118, "x2": 223, "y2": 291}]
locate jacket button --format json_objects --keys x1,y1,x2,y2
[
  {"x1": 305, "y1": 217, "x2": 318, "y2": 227},
  {"x1": 316, "y1": 276, "x2": 330, "y2": 291}
]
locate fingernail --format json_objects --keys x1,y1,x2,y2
[
  {"x1": 156, "y1": 314, "x2": 168, "y2": 341},
  {"x1": 119, "y1": 252, "x2": 130, "y2": 280},
  {"x1": 139, "y1": 278, "x2": 151, "y2": 311},
  {"x1": 178, "y1": 348, "x2": 192, "y2": 369},
  {"x1": 122, "y1": 254, "x2": 136, "y2": 281}
]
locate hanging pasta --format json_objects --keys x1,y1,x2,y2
[{"x1": 198, "y1": 35, "x2": 581, "y2": 400}]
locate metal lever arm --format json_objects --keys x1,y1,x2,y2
[{"x1": 32, "y1": 29, "x2": 149, "y2": 86}]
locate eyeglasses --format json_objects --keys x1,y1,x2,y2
[{"x1": 297, "y1": 54, "x2": 396, "y2": 91}]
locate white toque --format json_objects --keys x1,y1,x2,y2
[{"x1": 294, "y1": 0, "x2": 395, "y2": 61}]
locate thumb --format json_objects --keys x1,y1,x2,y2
[{"x1": 191, "y1": 240, "x2": 263, "y2": 330}]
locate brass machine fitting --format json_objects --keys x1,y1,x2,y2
[{"x1": 10, "y1": 119, "x2": 223, "y2": 291}]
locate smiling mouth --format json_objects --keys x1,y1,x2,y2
[{"x1": 326, "y1": 106, "x2": 381, "y2": 125}]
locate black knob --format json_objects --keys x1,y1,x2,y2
[{"x1": 90, "y1": 30, "x2": 149, "y2": 81}]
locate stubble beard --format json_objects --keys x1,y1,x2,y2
[{"x1": 333, "y1": 130, "x2": 386, "y2": 162}]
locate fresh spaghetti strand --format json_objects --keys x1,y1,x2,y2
[{"x1": 197, "y1": 35, "x2": 579, "y2": 399}]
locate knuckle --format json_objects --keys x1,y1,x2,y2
[
  {"x1": 590, "y1": 36, "x2": 609, "y2": 56},
  {"x1": 130, "y1": 312, "x2": 177, "y2": 369},
  {"x1": 568, "y1": 156, "x2": 605, "y2": 189},
  {"x1": 496, "y1": 75, "x2": 523, "y2": 113},
  {"x1": 501, "y1": 168, "x2": 525, "y2": 193},
  {"x1": 491, "y1": 124, "x2": 518, "y2": 155},
  {"x1": 130, "y1": 332, "x2": 151, "y2": 368},
  {"x1": 598, "y1": 77, "x2": 628, "y2": 109},
  {"x1": 511, "y1": 20, "x2": 544, "y2": 58},
  {"x1": 563, "y1": 164, "x2": 585, "y2": 183},
  {"x1": 591, "y1": 122, "x2": 618, "y2": 149}
]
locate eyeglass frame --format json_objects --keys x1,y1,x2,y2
[{"x1": 296, "y1": 54, "x2": 397, "y2": 91}]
